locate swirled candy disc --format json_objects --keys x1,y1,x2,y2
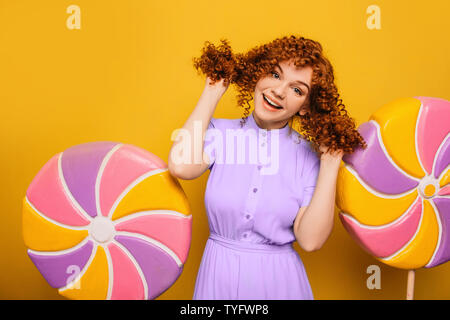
[
  {"x1": 337, "y1": 97, "x2": 450, "y2": 269},
  {"x1": 23, "y1": 142, "x2": 192, "y2": 299}
]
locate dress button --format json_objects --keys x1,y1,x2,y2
[
  {"x1": 261, "y1": 142, "x2": 266, "y2": 147},
  {"x1": 257, "y1": 165, "x2": 262, "y2": 170},
  {"x1": 262, "y1": 131, "x2": 266, "y2": 137},
  {"x1": 242, "y1": 232, "x2": 248, "y2": 238},
  {"x1": 253, "y1": 188, "x2": 258, "y2": 193},
  {"x1": 245, "y1": 214, "x2": 252, "y2": 219}
]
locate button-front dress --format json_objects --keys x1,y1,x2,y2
[{"x1": 192, "y1": 111, "x2": 320, "y2": 300}]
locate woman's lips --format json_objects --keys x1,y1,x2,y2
[{"x1": 262, "y1": 94, "x2": 283, "y2": 112}]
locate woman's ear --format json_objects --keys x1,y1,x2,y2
[
  {"x1": 297, "y1": 99, "x2": 311, "y2": 116},
  {"x1": 297, "y1": 105, "x2": 310, "y2": 116}
]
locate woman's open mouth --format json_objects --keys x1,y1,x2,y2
[{"x1": 262, "y1": 94, "x2": 283, "y2": 111}]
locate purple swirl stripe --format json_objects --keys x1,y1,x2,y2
[
  {"x1": 343, "y1": 121, "x2": 419, "y2": 194},
  {"x1": 61, "y1": 141, "x2": 119, "y2": 217},
  {"x1": 27, "y1": 239, "x2": 94, "y2": 288},
  {"x1": 115, "y1": 235, "x2": 182, "y2": 300},
  {"x1": 426, "y1": 198, "x2": 450, "y2": 268}
]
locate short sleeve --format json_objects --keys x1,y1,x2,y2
[
  {"x1": 300, "y1": 148, "x2": 320, "y2": 207},
  {"x1": 203, "y1": 118, "x2": 216, "y2": 170}
]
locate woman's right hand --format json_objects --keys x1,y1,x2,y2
[{"x1": 204, "y1": 76, "x2": 230, "y2": 97}]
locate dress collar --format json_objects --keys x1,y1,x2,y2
[{"x1": 246, "y1": 111, "x2": 290, "y2": 136}]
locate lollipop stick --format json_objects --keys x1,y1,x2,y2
[{"x1": 406, "y1": 269, "x2": 415, "y2": 300}]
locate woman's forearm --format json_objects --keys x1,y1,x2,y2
[
  {"x1": 168, "y1": 86, "x2": 223, "y2": 179},
  {"x1": 294, "y1": 159, "x2": 341, "y2": 251}
]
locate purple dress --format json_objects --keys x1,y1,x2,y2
[{"x1": 193, "y1": 112, "x2": 320, "y2": 300}]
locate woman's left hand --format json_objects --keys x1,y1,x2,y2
[{"x1": 319, "y1": 145, "x2": 344, "y2": 166}]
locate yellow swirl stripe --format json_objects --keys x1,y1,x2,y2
[
  {"x1": 111, "y1": 170, "x2": 190, "y2": 221},
  {"x1": 370, "y1": 97, "x2": 426, "y2": 178},
  {"x1": 337, "y1": 166, "x2": 418, "y2": 225},
  {"x1": 22, "y1": 197, "x2": 88, "y2": 251}
]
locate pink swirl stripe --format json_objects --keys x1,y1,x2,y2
[
  {"x1": 99, "y1": 144, "x2": 167, "y2": 217},
  {"x1": 439, "y1": 186, "x2": 450, "y2": 196},
  {"x1": 415, "y1": 96, "x2": 450, "y2": 175},
  {"x1": 108, "y1": 243, "x2": 145, "y2": 299},
  {"x1": 115, "y1": 213, "x2": 192, "y2": 263},
  {"x1": 26, "y1": 154, "x2": 90, "y2": 226},
  {"x1": 427, "y1": 198, "x2": 450, "y2": 267},
  {"x1": 340, "y1": 197, "x2": 422, "y2": 257}
]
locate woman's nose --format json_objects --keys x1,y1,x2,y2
[{"x1": 272, "y1": 85, "x2": 285, "y2": 100}]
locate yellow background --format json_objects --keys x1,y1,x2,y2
[{"x1": 1, "y1": 0, "x2": 449, "y2": 299}]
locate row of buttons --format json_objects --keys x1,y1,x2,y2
[
  {"x1": 258, "y1": 126, "x2": 270, "y2": 166},
  {"x1": 261, "y1": 129, "x2": 267, "y2": 147},
  {"x1": 242, "y1": 210, "x2": 254, "y2": 240},
  {"x1": 241, "y1": 131, "x2": 266, "y2": 239}
]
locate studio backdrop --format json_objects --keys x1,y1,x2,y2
[{"x1": 0, "y1": 0, "x2": 449, "y2": 299}]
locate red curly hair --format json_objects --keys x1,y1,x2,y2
[{"x1": 192, "y1": 35, "x2": 367, "y2": 155}]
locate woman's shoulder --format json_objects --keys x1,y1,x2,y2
[
  {"x1": 209, "y1": 116, "x2": 245, "y2": 130},
  {"x1": 292, "y1": 132, "x2": 319, "y2": 160},
  {"x1": 289, "y1": 130, "x2": 310, "y2": 148}
]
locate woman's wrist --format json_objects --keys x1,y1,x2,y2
[
  {"x1": 203, "y1": 77, "x2": 229, "y2": 98},
  {"x1": 319, "y1": 146, "x2": 344, "y2": 168},
  {"x1": 319, "y1": 153, "x2": 343, "y2": 176},
  {"x1": 203, "y1": 87, "x2": 224, "y2": 99}
]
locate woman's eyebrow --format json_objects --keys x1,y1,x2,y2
[
  {"x1": 293, "y1": 80, "x2": 310, "y2": 92},
  {"x1": 276, "y1": 63, "x2": 310, "y2": 92}
]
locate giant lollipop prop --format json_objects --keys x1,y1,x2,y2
[
  {"x1": 22, "y1": 141, "x2": 192, "y2": 299},
  {"x1": 337, "y1": 97, "x2": 450, "y2": 299}
]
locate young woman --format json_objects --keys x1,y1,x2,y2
[{"x1": 168, "y1": 35, "x2": 366, "y2": 299}]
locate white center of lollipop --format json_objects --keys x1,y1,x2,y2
[
  {"x1": 418, "y1": 175, "x2": 439, "y2": 199},
  {"x1": 90, "y1": 217, "x2": 115, "y2": 244}
]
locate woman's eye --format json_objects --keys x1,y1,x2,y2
[
  {"x1": 294, "y1": 87, "x2": 303, "y2": 95},
  {"x1": 271, "y1": 71, "x2": 279, "y2": 79}
]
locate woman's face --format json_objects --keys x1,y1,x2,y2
[{"x1": 253, "y1": 60, "x2": 312, "y2": 130}]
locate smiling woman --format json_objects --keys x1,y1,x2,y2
[
  {"x1": 253, "y1": 60, "x2": 313, "y2": 129},
  {"x1": 168, "y1": 35, "x2": 366, "y2": 300},
  {"x1": 192, "y1": 35, "x2": 367, "y2": 155}
]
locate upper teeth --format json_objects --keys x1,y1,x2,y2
[{"x1": 264, "y1": 95, "x2": 281, "y2": 108}]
